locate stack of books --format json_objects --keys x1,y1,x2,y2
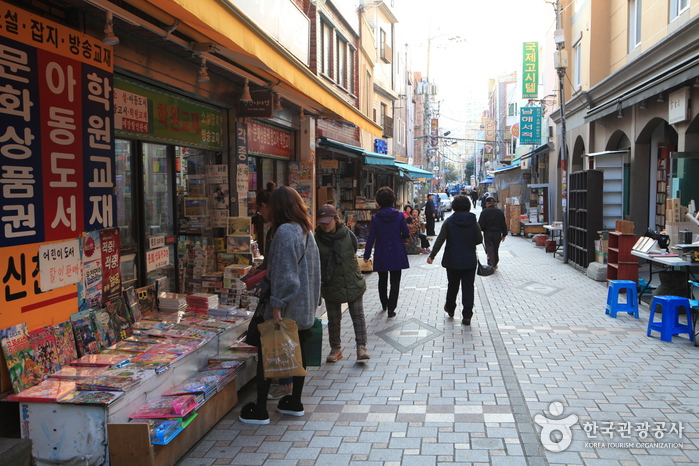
[
  {"x1": 6, "y1": 379, "x2": 76, "y2": 402},
  {"x1": 129, "y1": 395, "x2": 198, "y2": 419},
  {"x1": 58, "y1": 390, "x2": 124, "y2": 405},
  {"x1": 163, "y1": 374, "x2": 218, "y2": 402},
  {"x1": 158, "y1": 293, "x2": 188, "y2": 313},
  {"x1": 186, "y1": 293, "x2": 219, "y2": 313},
  {"x1": 48, "y1": 366, "x2": 107, "y2": 381},
  {"x1": 70, "y1": 353, "x2": 131, "y2": 368}
]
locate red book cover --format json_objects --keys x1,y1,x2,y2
[
  {"x1": 29, "y1": 325, "x2": 61, "y2": 376},
  {"x1": 6, "y1": 379, "x2": 76, "y2": 402}
]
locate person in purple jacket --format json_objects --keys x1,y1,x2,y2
[{"x1": 363, "y1": 186, "x2": 410, "y2": 318}]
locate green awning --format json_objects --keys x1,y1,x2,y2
[
  {"x1": 364, "y1": 151, "x2": 395, "y2": 166},
  {"x1": 395, "y1": 162, "x2": 433, "y2": 179}
]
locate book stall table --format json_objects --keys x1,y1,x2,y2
[
  {"x1": 523, "y1": 223, "x2": 546, "y2": 238},
  {"x1": 632, "y1": 250, "x2": 699, "y2": 302},
  {"x1": 16, "y1": 320, "x2": 255, "y2": 466},
  {"x1": 544, "y1": 225, "x2": 564, "y2": 257}
]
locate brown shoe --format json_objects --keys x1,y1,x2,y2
[
  {"x1": 444, "y1": 305, "x2": 454, "y2": 318},
  {"x1": 326, "y1": 348, "x2": 343, "y2": 362},
  {"x1": 357, "y1": 346, "x2": 371, "y2": 360}
]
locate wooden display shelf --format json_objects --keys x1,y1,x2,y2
[{"x1": 108, "y1": 382, "x2": 238, "y2": 466}]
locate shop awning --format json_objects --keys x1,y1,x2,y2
[
  {"x1": 317, "y1": 137, "x2": 396, "y2": 166},
  {"x1": 394, "y1": 162, "x2": 434, "y2": 179},
  {"x1": 144, "y1": 0, "x2": 383, "y2": 137},
  {"x1": 493, "y1": 164, "x2": 520, "y2": 174},
  {"x1": 520, "y1": 143, "x2": 553, "y2": 160},
  {"x1": 479, "y1": 178, "x2": 494, "y2": 184}
]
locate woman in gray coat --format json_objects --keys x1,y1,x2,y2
[{"x1": 239, "y1": 186, "x2": 321, "y2": 425}]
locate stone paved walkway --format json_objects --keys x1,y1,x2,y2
[{"x1": 178, "y1": 211, "x2": 699, "y2": 466}]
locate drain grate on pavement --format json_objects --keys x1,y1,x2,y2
[
  {"x1": 376, "y1": 318, "x2": 444, "y2": 353},
  {"x1": 517, "y1": 280, "x2": 562, "y2": 296}
]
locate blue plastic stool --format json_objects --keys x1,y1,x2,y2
[
  {"x1": 605, "y1": 280, "x2": 639, "y2": 318},
  {"x1": 647, "y1": 296, "x2": 695, "y2": 342}
]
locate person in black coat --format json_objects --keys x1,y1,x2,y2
[
  {"x1": 469, "y1": 190, "x2": 479, "y2": 207},
  {"x1": 424, "y1": 194, "x2": 436, "y2": 236},
  {"x1": 478, "y1": 196, "x2": 508, "y2": 269},
  {"x1": 480, "y1": 192, "x2": 490, "y2": 210},
  {"x1": 427, "y1": 195, "x2": 482, "y2": 325}
]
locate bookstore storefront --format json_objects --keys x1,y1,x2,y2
[{"x1": 113, "y1": 76, "x2": 225, "y2": 294}]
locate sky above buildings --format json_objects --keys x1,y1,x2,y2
[{"x1": 394, "y1": 0, "x2": 556, "y2": 136}]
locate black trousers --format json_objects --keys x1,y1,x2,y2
[
  {"x1": 256, "y1": 328, "x2": 309, "y2": 409},
  {"x1": 418, "y1": 233, "x2": 430, "y2": 249},
  {"x1": 378, "y1": 270, "x2": 402, "y2": 312},
  {"x1": 483, "y1": 231, "x2": 503, "y2": 267},
  {"x1": 445, "y1": 267, "x2": 476, "y2": 319},
  {"x1": 426, "y1": 214, "x2": 436, "y2": 236}
]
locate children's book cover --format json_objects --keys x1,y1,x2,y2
[
  {"x1": 91, "y1": 308, "x2": 116, "y2": 349},
  {"x1": 136, "y1": 285, "x2": 157, "y2": 317},
  {"x1": 70, "y1": 353, "x2": 130, "y2": 367},
  {"x1": 0, "y1": 323, "x2": 44, "y2": 393},
  {"x1": 70, "y1": 310, "x2": 100, "y2": 357},
  {"x1": 106, "y1": 297, "x2": 133, "y2": 341},
  {"x1": 226, "y1": 217, "x2": 252, "y2": 236},
  {"x1": 58, "y1": 390, "x2": 124, "y2": 405},
  {"x1": 48, "y1": 365, "x2": 106, "y2": 380},
  {"x1": 123, "y1": 286, "x2": 143, "y2": 323},
  {"x1": 28, "y1": 326, "x2": 61, "y2": 376},
  {"x1": 131, "y1": 351, "x2": 181, "y2": 365},
  {"x1": 52, "y1": 321, "x2": 78, "y2": 368},
  {"x1": 6, "y1": 379, "x2": 76, "y2": 402},
  {"x1": 76, "y1": 374, "x2": 140, "y2": 391},
  {"x1": 227, "y1": 235, "x2": 252, "y2": 254}
]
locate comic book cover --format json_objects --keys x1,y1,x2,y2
[
  {"x1": 52, "y1": 321, "x2": 78, "y2": 368},
  {"x1": 91, "y1": 308, "x2": 116, "y2": 349},
  {"x1": 28, "y1": 326, "x2": 61, "y2": 376},
  {"x1": 0, "y1": 323, "x2": 44, "y2": 393},
  {"x1": 58, "y1": 390, "x2": 124, "y2": 405},
  {"x1": 6, "y1": 379, "x2": 76, "y2": 402},
  {"x1": 48, "y1": 366, "x2": 106, "y2": 380},
  {"x1": 136, "y1": 285, "x2": 157, "y2": 317},
  {"x1": 70, "y1": 310, "x2": 100, "y2": 357},
  {"x1": 123, "y1": 286, "x2": 143, "y2": 323},
  {"x1": 227, "y1": 235, "x2": 252, "y2": 254},
  {"x1": 155, "y1": 277, "x2": 169, "y2": 297},
  {"x1": 106, "y1": 297, "x2": 133, "y2": 341},
  {"x1": 70, "y1": 353, "x2": 131, "y2": 367},
  {"x1": 226, "y1": 217, "x2": 252, "y2": 236}
]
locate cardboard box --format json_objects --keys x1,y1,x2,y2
[
  {"x1": 615, "y1": 220, "x2": 634, "y2": 234},
  {"x1": 595, "y1": 251, "x2": 608, "y2": 264},
  {"x1": 665, "y1": 221, "x2": 699, "y2": 246},
  {"x1": 666, "y1": 198, "x2": 681, "y2": 222},
  {"x1": 594, "y1": 240, "x2": 608, "y2": 254}
]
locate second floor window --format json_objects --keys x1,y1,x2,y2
[
  {"x1": 573, "y1": 41, "x2": 582, "y2": 89},
  {"x1": 336, "y1": 37, "x2": 347, "y2": 89},
  {"x1": 508, "y1": 103, "x2": 518, "y2": 116},
  {"x1": 670, "y1": 0, "x2": 689, "y2": 20},
  {"x1": 321, "y1": 21, "x2": 332, "y2": 77},
  {"x1": 629, "y1": 0, "x2": 642, "y2": 51}
]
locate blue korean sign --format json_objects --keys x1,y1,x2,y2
[{"x1": 519, "y1": 107, "x2": 542, "y2": 145}]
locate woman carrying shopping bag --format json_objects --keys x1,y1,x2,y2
[
  {"x1": 314, "y1": 204, "x2": 370, "y2": 362},
  {"x1": 239, "y1": 186, "x2": 321, "y2": 425}
]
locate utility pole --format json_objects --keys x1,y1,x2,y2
[{"x1": 553, "y1": 0, "x2": 569, "y2": 264}]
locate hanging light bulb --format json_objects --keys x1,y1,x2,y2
[
  {"x1": 299, "y1": 107, "x2": 306, "y2": 121},
  {"x1": 103, "y1": 11, "x2": 120, "y2": 46},
  {"x1": 617, "y1": 101, "x2": 623, "y2": 119},
  {"x1": 657, "y1": 93, "x2": 664, "y2": 103},
  {"x1": 197, "y1": 56, "x2": 210, "y2": 83},
  {"x1": 240, "y1": 79, "x2": 253, "y2": 102}
]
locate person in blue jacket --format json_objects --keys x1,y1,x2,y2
[
  {"x1": 427, "y1": 195, "x2": 483, "y2": 326},
  {"x1": 363, "y1": 186, "x2": 410, "y2": 318}
]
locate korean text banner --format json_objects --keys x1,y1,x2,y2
[
  {"x1": 522, "y1": 42, "x2": 539, "y2": 99},
  {"x1": 520, "y1": 107, "x2": 542, "y2": 145},
  {"x1": 0, "y1": 2, "x2": 115, "y2": 247},
  {"x1": 114, "y1": 76, "x2": 223, "y2": 150}
]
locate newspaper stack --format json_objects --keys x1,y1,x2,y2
[{"x1": 158, "y1": 293, "x2": 188, "y2": 313}]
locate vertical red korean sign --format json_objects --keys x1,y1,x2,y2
[{"x1": 0, "y1": 2, "x2": 114, "y2": 331}]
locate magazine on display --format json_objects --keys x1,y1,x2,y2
[
  {"x1": 28, "y1": 325, "x2": 61, "y2": 376},
  {"x1": 52, "y1": 321, "x2": 78, "y2": 368},
  {"x1": 0, "y1": 323, "x2": 44, "y2": 393},
  {"x1": 70, "y1": 310, "x2": 100, "y2": 357},
  {"x1": 6, "y1": 379, "x2": 76, "y2": 402},
  {"x1": 91, "y1": 308, "x2": 117, "y2": 349},
  {"x1": 58, "y1": 390, "x2": 124, "y2": 405},
  {"x1": 123, "y1": 286, "x2": 143, "y2": 323}
]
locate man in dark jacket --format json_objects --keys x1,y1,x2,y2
[
  {"x1": 478, "y1": 196, "x2": 508, "y2": 269},
  {"x1": 427, "y1": 195, "x2": 483, "y2": 326},
  {"x1": 424, "y1": 194, "x2": 436, "y2": 236},
  {"x1": 469, "y1": 190, "x2": 479, "y2": 208}
]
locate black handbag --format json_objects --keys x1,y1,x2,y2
[
  {"x1": 477, "y1": 260, "x2": 495, "y2": 276},
  {"x1": 244, "y1": 277, "x2": 271, "y2": 346}
]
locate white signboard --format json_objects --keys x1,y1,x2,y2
[
  {"x1": 146, "y1": 247, "x2": 170, "y2": 272},
  {"x1": 237, "y1": 164, "x2": 248, "y2": 193},
  {"x1": 149, "y1": 235, "x2": 165, "y2": 249},
  {"x1": 39, "y1": 239, "x2": 81, "y2": 291},
  {"x1": 206, "y1": 164, "x2": 228, "y2": 184},
  {"x1": 114, "y1": 88, "x2": 149, "y2": 131},
  {"x1": 668, "y1": 87, "x2": 690, "y2": 125}
]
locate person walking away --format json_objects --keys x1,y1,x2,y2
[
  {"x1": 363, "y1": 186, "x2": 410, "y2": 318},
  {"x1": 480, "y1": 192, "x2": 490, "y2": 210},
  {"x1": 424, "y1": 193, "x2": 436, "y2": 236},
  {"x1": 478, "y1": 196, "x2": 508, "y2": 270},
  {"x1": 239, "y1": 186, "x2": 321, "y2": 425},
  {"x1": 314, "y1": 205, "x2": 370, "y2": 362},
  {"x1": 427, "y1": 195, "x2": 483, "y2": 325},
  {"x1": 470, "y1": 190, "x2": 479, "y2": 208}
]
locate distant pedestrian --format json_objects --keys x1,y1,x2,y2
[
  {"x1": 478, "y1": 196, "x2": 508, "y2": 269},
  {"x1": 403, "y1": 204, "x2": 413, "y2": 219},
  {"x1": 427, "y1": 195, "x2": 482, "y2": 326},
  {"x1": 363, "y1": 186, "x2": 410, "y2": 318},
  {"x1": 314, "y1": 205, "x2": 370, "y2": 362},
  {"x1": 424, "y1": 193, "x2": 436, "y2": 236},
  {"x1": 470, "y1": 190, "x2": 478, "y2": 207},
  {"x1": 480, "y1": 192, "x2": 490, "y2": 210}
]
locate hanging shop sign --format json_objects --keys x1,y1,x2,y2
[
  {"x1": 430, "y1": 119, "x2": 439, "y2": 147},
  {"x1": 484, "y1": 119, "x2": 495, "y2": 144},
  {"x1": 668, "y1": 87, "x2": 690, "y2": 125},
  {"x1": 239, "y1": 90, "x2": 275, "y2": 118},
  {"x1": 0, "y1": 1, "x2": 116, "y2": 247},
  {"x1": 247, "y1": 120, "x2": 292, "y2": 159},
  {"x1": 520, "y1": 107, "x2": 542, "y2": 145},
  {"x1": 38, "y1": 239, "x2": 81, "y2": 291},
  {"x1": 235, "y1": 121, "x2": 249, "y2": 216},
  {"x1": 146, "y1": 247, "x2": 170, "y2": 272},
  {"x1": 99, "y1": 228, "x2": 121, "y2": 305},
  {"x1": 522, "y1": 42, "x2": 539, "y2": 99},
  {"x1": 114, "y1": 76, "x2": 222, "y2": 150},
  {"x1": 321, "y1": 160, "x2": 339, "y2": 169}
]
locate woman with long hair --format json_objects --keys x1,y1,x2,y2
[
  {"x1": 239, "y1": 186, "x2": 321, "y2": 424},
  {"x1": 363, "y1": 186, "x2": 410, "y2": 318}
]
